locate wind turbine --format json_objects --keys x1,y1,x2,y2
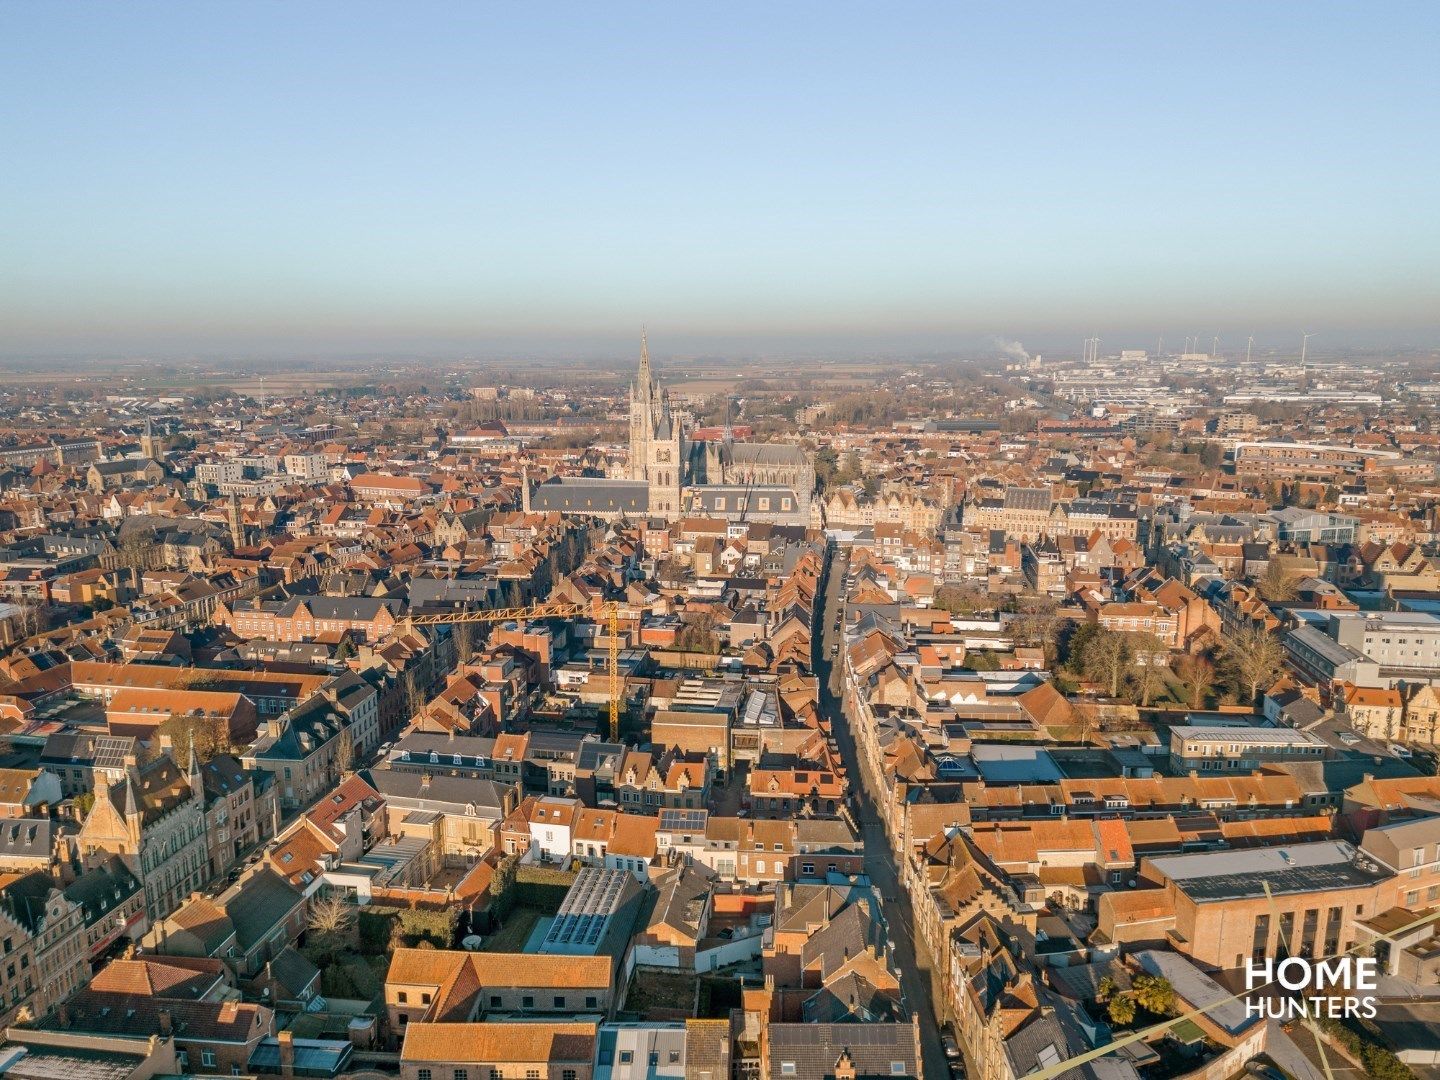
[
  {"x1": 1301, "y1": 331, "x2": 1315, "y2": 366},
  {"x1": 1211, "y1": 335, "x2": 1219, "y2": 359}
]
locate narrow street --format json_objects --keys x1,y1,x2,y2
[{"x1": 812, "y1": 544, "x2": 953, "y2": 1079}]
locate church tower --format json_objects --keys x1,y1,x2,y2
[
  {"x1": 628, "y1": 330, "x2": 659, "y2": 481},
  {"x1": 628, "y1": 332, "x2": 685, "y2": 518},
  {"x1": 140, "y1": 418, "x2": 161, "y2": 462}
]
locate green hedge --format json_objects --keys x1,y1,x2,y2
[
  {"x1": 1317, "y1": 1016, "x2": 1416, "y2": 1080},
  {"x1": 357, "y1": 905, "x2": 459, "y2": 951}
]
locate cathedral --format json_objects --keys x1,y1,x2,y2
[{"x1": 531, "y1": 335, "x2": 815, "y2": 524}]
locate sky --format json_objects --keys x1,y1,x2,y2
[{"x1": 2, "y1": 1, "x2": 1438, "y2": 361}]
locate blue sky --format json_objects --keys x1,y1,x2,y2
[{"x1": 2, "y1": 1, "x2": 1437, "y2": 359}]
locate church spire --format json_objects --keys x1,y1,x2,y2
[{"x1": 637, "y1": 327, "x2": 652, "y2": 398}]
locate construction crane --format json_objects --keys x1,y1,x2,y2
[{"x1": 405, "y1": 601, "x2": 624, "y2": 731}]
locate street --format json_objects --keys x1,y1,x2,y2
[{"x1": 812, "y1": 544, "x2": 953, "y2": 1079}]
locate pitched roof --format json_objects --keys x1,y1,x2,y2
[{"x1": 400, "y1": 1022, "x2": 596, "y2": 1065}]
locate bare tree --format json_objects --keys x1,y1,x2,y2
[
  {"x1": 1129, "y1": 633, "x2": 1170, "y2": 708},
  {"x1": 401, "y1": 667, "x2": 424, "y2": 724},
  {"x1": 1221, "y1": 624, "x2": 1286, "y2": 707},
  {"x1": 1174, "y1": 652, "x2": 1216, "y2": 710},
  {"x1": 452, "y1": 620, "x2": 477, "y2": 665},
  {"x1": 1010, "y1": 596, "x2": 1063, "y2": 668},
  {"x1": 306, "y1": 892, "x2": 356, "y2": 960},
  {"x1": 934, "y1": 583, "x2": 988, "y2": 617},
  {"x1": 308, "y1": 892, "x2": 356, "y2": 935},
  {"x1": 1083, "y1": 628, "x2": 1133, "y2": 699},
  {"x1": 13, "y1": 597, "x2": 49, "y2": 641},
  {"x1": 1257, "y1": 560, "x2": 1299, "y2": 602},
  {"x1": 335, "y1": 725, "x2": 354, "y2": 776},
  {"x1": 115, "y1": 528, "x2": 156, "y2": 571}
]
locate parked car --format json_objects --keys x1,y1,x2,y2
[{"x1": 942, "y1": 1034, "x2": 962, "y2": 1061}]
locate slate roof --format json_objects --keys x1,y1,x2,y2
[
  {"x1": 224, "y1": 868, "x2": 303, "y2": 951},
  {"x1": 530, "y1": 478, "x2": 649, "y2": 515},
  {"x1": 766, "y1": 1022, "x2": 918, "y2": 1080}
]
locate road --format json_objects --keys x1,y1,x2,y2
[{"x1": 812, "y1": 544, "x2": 953, "y2": 1079}]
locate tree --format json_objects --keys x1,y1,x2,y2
[
  {"x1": 115, "y1": 528, "x2": 157, "y2": 571},
  {"x1": 1081, "y1": 628, "x2": 1133, "y2": 699},
  {"x1": 1107, "y1": 993, "x2": 1137, "y2": 1026},
  {"x1": 934, "y1": 583, "x2": 988, "y2": 617},
  {"x1": 73, "y1": 791, "x2": 96, "y2": 820},
  {"x1": 400, "y1": 667, "x2": 425, "y2": 724},
  {"x1": 1128, "y1": 633, "x2": 1170, "y2": 708},
  {"x1": 1095, "y1": 976, "x2": 1116, "y2": 1004},
  {"x1": 813, "y1": 446, "x2": 839, "y2": 492},
  {"x1": 158, "y1": 713, "x2": 231, "y2": 764},
  {"x1": 306, "y1": 892, "x2": 357, "y2": 961},
  {"x1": 1174, "y1": 653, "x2": 1216, "y2": 710},
  {"x1": 1011, "y1": 597, "x2": 1063, "y2": 668},
  {"x1": 678, "y1": 613, "x2": 722, "y2": 653},
  {"x1": 451, "y1": 620, "x2": 477, "y2": 665},
  {"x1": 1130, "y1": 974, "x2": 1175, "y2": 1016},
  {"x1": 1257, "y1": 559, "x2": 1299, "y2": 602},
  {"x1": 335, "y1": 726, "x2": 354, "y2": 776},
  {"x1": 1221, "y1": 624, "x2": 1286, "y2": 707},
  {"x1": 12, "y1": 597, "x2": 49, "y2": 641}
]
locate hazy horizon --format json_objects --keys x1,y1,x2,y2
[{"x1": 4, "y1": 2, "x2": 1438, "y2": 361}]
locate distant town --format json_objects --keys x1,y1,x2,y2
[{"x1": 0, "y1": 336, "x2": 1435, "y2": 1080}]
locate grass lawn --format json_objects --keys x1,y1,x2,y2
[{"x1": 481, "y1": 905, "x2": 545, "y2": 953}]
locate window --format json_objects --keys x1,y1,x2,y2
[
  {"x1": 490, "y1": 995, "x2": 502, "y2": 1008},
  {"x1": 553, "y1": 995, "x2": 565, "y2": 1008},
  {"x1": 201, "y1": 1051, "x2": 217, "y2": 1068},
  {"x1": 620, "y1": 1052, "x2": 633, "y2": 1064},
  {"x1": 563, "y1": 1072, "x2": 577, "y2": 1080},
  {"x1": 455, "y1": 1071, "x2": 467, "y2": 1080},
  {"x1": 398, "y1": 991, "x2": 408, "y2": 1003},
  {"x1": 781, "y1": 1065, "x2": 797, "y2": 1076},
  {"x1": 421, "y1": 992, "x2": 431, "y2": 1005},
  {"x1": 585, "y1": 995, "x2": 598, "y2": 1009},
  {"x1": 522, "y1": 995, "x2": 534, "y2": 1008}
]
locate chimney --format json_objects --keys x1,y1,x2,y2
[{"x1": 278, "y1": 1030, "x2": 295, "y2": 1079}]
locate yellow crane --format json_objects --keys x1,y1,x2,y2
[{"x1": 405, "y1": 601, "x2": 624, "y2": 732}]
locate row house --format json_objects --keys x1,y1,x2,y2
[
  {"x1": 0, "y1": 870, "x2": 89, "y2": 1026},
  {"x1": 216, "y1": 594, "x2": 404, "y2": 643}
]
